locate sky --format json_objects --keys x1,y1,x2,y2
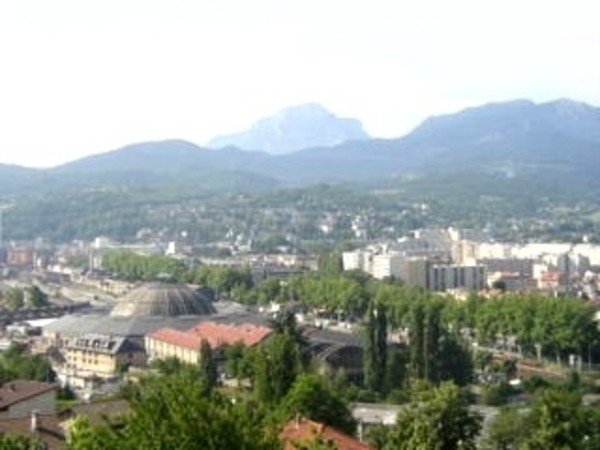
[{"x1": 0, "y1": 1, "x2": 599, "y2": 168}]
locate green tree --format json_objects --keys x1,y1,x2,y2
[
  {"x1": 318, "y1": 252, "x2": 343, "y2": 275},
  {"x1": 364, "y1": 301, "x2": 388, "y2": 393},
  {"x1": 0, "y1": 434, "x2": 45, "y2": 450},
  {"x1": 150, "y1": 356, "x2": 186, "y2": 376},
  {"x1": 223, "y1": 341, "x2": 253, "y2": 380},
  {"x1": 68, "y1": 373, "x2": 280, "y2": 450},
  {"x1": 66, "y1": 416, "x2": 121, "y2": 450},
  {"x1": 437, "y1": 333, "x2": 473, "y2": 386},
  {"x1": 385, "y1": 344, "x2": 408, "y2": 395},
  {"x1": 482, "y1": 406, "x2": 531, "y2": 450},
  {"x1": 256, "y1": 277, "x2": 284, "y2": 305},
  {"x1": 26, "y1": 285, "x2": 49, "y2": 308},
  {"x1": 408, "y1": 300, "x2": 442, "y2": 384},
  {"x1": 278, "y1": 374, "x2": 356, "y2": 435},
  {"x1": 199, "y1": 339, "x2": 218, "y2": 392},
  {"x1": 5, "y1": 287, "x2": 24, "y2": 310},
  {"x1": 385, "y1": 382, "x2": 482, "y2": 450},
  {"x1": 253, "y1": 332, "x2": 301, "y2": 404},
  {"x1": 521, "y1": 388, "x2": 591, "y2": 450},
  {"x1": 409, "y1": 302, "x2": 426, "y2": 380},
  {"x1": 474, "y1": 350, "x2": 494, "y2": 373},
  {"x1": 0, "y1": 344, "x2": 54, "y2": 383}
]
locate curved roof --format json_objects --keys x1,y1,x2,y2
[{"x1": 110, "y1": 283, "x2": 216, "y2": 318}]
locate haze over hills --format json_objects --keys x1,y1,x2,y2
[
  {"x1": 207, "y1": 103, "x2": 370, "y2": 154},
  {"x1": 0, "y1": 98, "x2": 599, "y2": 195}
]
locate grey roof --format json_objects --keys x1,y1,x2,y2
[
  {"x1": 110, "y1": 283, "x2": 216, "y2": 317},
  {"x1": 43, "y1": 301, "x2": 269, "y2": 339},
  {"x1": 44, "y1": 314, "x2": 204, "y2": 338},
  {"x1": 66, "y1": 334, "x2": 139, "y2": 355},
  {"x1": 302, "y1": 327, "x2": 364, "y2": 347}
]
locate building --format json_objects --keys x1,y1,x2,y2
[
  {"x1": 351, "y1": 402, "x2": 401, "y2": 427},
  {"x1": 342, "y1": 250, "x2": 372, "y2": 273},
  {"x1": 145, "y1": 321, "x2": 272, "y2": 365},
  {"x1": 7, "y1": 247, "x2": 34, "y2": 267},
  {"x1": 61, "y1": 334, "x2": 146, "y2": 387},
  {"x1": 371, "y1": 254, "x2": 403, "y2": 280},
  {"x1": 398, "y1": 257, "x2": 429, "y2": 288},
  {"x1": 397, "y1": 258, "x2": 486, "y2": 292},
  {"x1": 537, "y1": 271, "x2": 567, "y2": 293},
  {"x1": 43, "y1": 283, "x2": 228, "y2": 387},
  {"x1": 0, "y1": 380, "x2": 57, "y2": 419},
  {"x1": 427, "y1": 263, "x2": 486, "y2": 292},
  {"x1": 279, "y1": 416, "x2": 372, "y2": 450},
  {"x1": 302, "y1": 327, "x2": 364, "y2": 383}
]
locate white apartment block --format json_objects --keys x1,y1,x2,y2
[
  {"x1": 343, "y1": 250, "x2": 486, "y2": 292},
  {"x1": 342, "y1": 250, "x2": 373, "y2": 272},
  {"x1": 371, "y1": 254, "x2": 404, "y2": 280}
]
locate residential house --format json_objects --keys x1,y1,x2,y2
[
  {"x1": 0, "y1": 380, "x2": 57, "y2": 419},
  {"x1": 279, "y1": 416, "x2": 372, "y2": 450}
]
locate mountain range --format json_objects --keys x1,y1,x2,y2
[{"x1": 1, "y1": 98, "x2": 599, "y2": 196}]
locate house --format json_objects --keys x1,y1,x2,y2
[
  {"x1": 0, "y1": 380, "x2": 57, "y2": 419},
  {"x1": 279, "y1": 416, "x2": 372, "y2": 450},
  {"x1": 0, "y1": 412, "x2": 65, "y2": 449},
  {"x1": 0, "y1": 398, "x2": 131, "y2": 450}
]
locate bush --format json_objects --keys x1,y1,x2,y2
[{"x1": 480, "y1": 382, "x2": 515, "y2": 406}]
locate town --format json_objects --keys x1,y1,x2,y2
[{"x1": 0, "y1": 224, "x2": 599, "y2": 448}]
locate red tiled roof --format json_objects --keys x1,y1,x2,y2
[
  {"x1": 147, "y1": 322, "x2": 272, "y2": 350},
  {"x1": 146, "y1": 328, "x2": 203, "y2": 350},
  {"x1": 280, "y1": 416, "x2": 372, "y2": 450},
  {"x1": 0, "y1": 380, "x2": 58, "y2": 411},
  {"x1": 187, "y1": 321, "x2": 272, "y2": 348}
]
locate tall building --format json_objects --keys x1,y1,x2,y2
[
  {"x1": 398, "y1": 257, "x2": 486, "y2": 292},
  {"x1": 342, "y1": 250, "x2": 372, "y2": 272},
  {"x1": 371, "y1": 254, "x2": 403, "y2": 280},
  {"x1": 398, "y1": 257, "x2": 429, "y2": 288},
  {"x1": 427, "y1": 263, "x2": 486, "y2": 292}
]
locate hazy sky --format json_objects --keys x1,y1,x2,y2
[{"x1": 1, "y1": 0, "x2": 598, "y2": 167}]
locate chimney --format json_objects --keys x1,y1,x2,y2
[
  {"x1": 30, "y1": 409, "x2": 39, "y2": 432},
  {"x1": 358, "y1": 419, "x2": 364, "y2": 442}
]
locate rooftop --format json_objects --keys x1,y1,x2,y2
[
  {"x1": 0, "y1": 413, "x2": 65, "y2": 449},
  {"x1": 65, "y1": 334, "x2": 142, "y2": 355},
  {"x1": 147, "y1": 321, "x2": 272, "y2": 350},
  {"x1": 146, "y1": 327, "x2": 203, "y2": 351},
  {"x1": 0, "y1": 380, "x2": 58, "y2": 411},
  {"x1": 279, "y1": 416, "x2": 372, "y2": 450},
  {"x1": 110, "y1": 283, "x2": 216, "y2": 317},
  {"x1": 188, "y1": 321, "x2": 272, "y2": 347}
]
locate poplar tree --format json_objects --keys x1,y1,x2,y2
[
  {"x1": 364, "y1": 301, "x2": 388, "y2": 393},
  {"x1": 199, "y1": 339, "x2": 217, "y2": 392}
]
